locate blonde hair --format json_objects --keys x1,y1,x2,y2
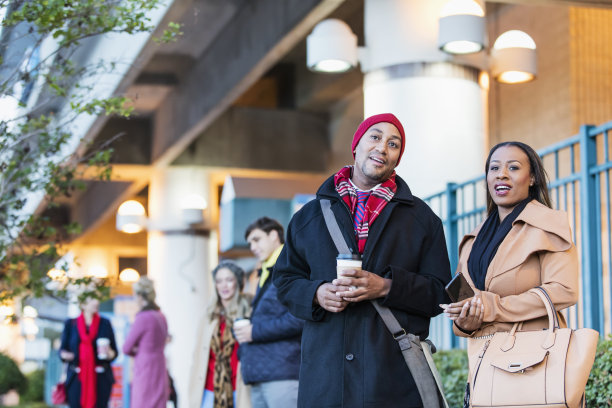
[
  {"x1": 207, "y1": 261, "x2": 251, "y2": 322},
  {"x1": 208, "y1": 292, "x2": 252, "y2": 323},
  {"x1": 133, "y1": 277, "x2": 159, "y2": 310}
]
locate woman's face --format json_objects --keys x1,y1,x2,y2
[
  {"x1": 487, "y1": 145, "x2": 534, "y2": 213},
  {"x1": 215, "y1": 268, "x2": 238, "y2": 303},
  {"x1": 81, "y1": 297, "x2": 100, "y2": 315}
]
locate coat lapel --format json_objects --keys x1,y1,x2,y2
[
  {"x1": 330, "y1": 198, "x2": 360, "y2": 254},
  {"x1": 317, "y1": 173, "x2": 414, "y2": 264},
  {"x1": 362, "y1": 176, "x2": 413, "y2": 267},
  {"x1": 459, "y1": 201, "x2": 573, "y2": 290},
  {"x1": 363, "y1": 200, "x2": 398, "y2": 264},
  {"x1": 485, "y1": 201, "x2": 573, "y2": 286}
]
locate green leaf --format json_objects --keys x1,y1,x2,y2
[{"x1": 0, "y1": 0, "x2": 177, "y2": 303}]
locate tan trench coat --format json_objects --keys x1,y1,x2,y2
[
  {"x1": 453, "y1": 199, "x2": 579, "y2": 340},
  {"x1": 188, "y1": 315, "x2": 252, "y2": 408}
]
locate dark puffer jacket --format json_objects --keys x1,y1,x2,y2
[
  {"x1": 273, "y1": 174, "x2": 452, "y2": 408},
  {"x1": 239, "y1": 273, "x2": 303, "y2": 384}
]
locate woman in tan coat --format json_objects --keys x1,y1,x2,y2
[
  {"x1": 189, "y1": 261, "x2": 252, "y2": 408},
  {"x1": 440, "y1": 142, "x2": 579, "y2": 403}
]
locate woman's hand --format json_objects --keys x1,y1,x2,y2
[
  {"x1": 333, "y1": 269, "x2": 391, "y2": 302},
  {"x1": 60, "y1": 350, "x2": 75, "y2": 362},
  {"x1": 440, "y1": 295, "x2": 485, "y2": 332}
]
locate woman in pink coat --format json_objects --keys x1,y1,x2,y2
[{"x1": 123, "y1": 277, "x2": 169, "y2": 408}]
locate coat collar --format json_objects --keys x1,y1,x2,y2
[
  {"x1": 459, "y1": 200, "x2": 573, "y2": 286},
  {"x1": 316, "y1": 171, "x2": 415, "y2": 261}
]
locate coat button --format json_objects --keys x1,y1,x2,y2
[{"x1": 345, "y1": 353, "x2": 354, "y2": 361}]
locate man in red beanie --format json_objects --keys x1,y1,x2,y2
[{"x1": 274, "y1": 113, "x2": 451, "y2": 407}]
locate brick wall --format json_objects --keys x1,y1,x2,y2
[{"x1": 488, "y1": 4, "x2": 572, "y2": 150}]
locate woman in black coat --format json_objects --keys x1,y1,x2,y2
[{"x1": 59, "y1": 296, "x2": 118, "y2": 408}]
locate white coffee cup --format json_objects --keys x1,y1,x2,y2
[
  {"x1": 96, "y1": 338, "x2": 110, "y2": 360},
  {"x1": 233, "y1": 318, "x2": 250, "y2": 329},
  {"x1": 336, "y1": 254, "x2": 362, "y2": 290}
]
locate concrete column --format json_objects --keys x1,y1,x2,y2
[
  {"x1": 362, "y1": 0, "x2": 487, "y2": 197},
  {"x1": 147, "y1": 167, "x2": 217, "y2": 408}
]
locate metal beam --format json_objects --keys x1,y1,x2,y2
[
  {"x1": 71, "y1": 179, "x2": 149, "y2": 240},
  {"x1": 151, "y1": 0, "x2": 346, "y2": 166},
  {"x1": 79, "y1": 0, "x2": 243, "y2": 156},
  {"x1": 172, "y1": 107, "x2": 329, "y2": 172}
]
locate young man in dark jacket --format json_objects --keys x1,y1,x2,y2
[
  {"x1": 234, "y1": 217, "x2": 303, "y2": 408},
  {"x1": 273, "y1": 113, "x2": 452, "y2": 408}
]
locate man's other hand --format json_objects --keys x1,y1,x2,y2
[
  {"x1": 334, "y1": 269, "x2": 391, "y2": 302},
  {"x1": 315, "y1": 283, "x2": 349, "y2": 313}
]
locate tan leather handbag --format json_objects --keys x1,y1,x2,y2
[{"x1": 468, "y1": 286, "x2": 598, "y2": 408}]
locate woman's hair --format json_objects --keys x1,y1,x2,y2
[
  {"x1": 133, "y1": 276, "x2": 160, "y2": 311},
  {"x1": 207, "y1": 261, "x2": 250, "y2": 322},
  {"x1": 485, "y1": 141, "x2": 552, "y2": 215}
]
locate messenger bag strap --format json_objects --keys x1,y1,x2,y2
[
  {"x1": 371, "y1": 300, "x2": 447, "y2": 408},
  {"x1": 320, "y1": 199, "x2": 352, "y2": 255},
  {"x1": 319, "y1": 199, "x2": 447, "y2": 408}
]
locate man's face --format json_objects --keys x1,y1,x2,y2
[
  {"x1": 247, "y1": 228, "x2": 280, "y2": 262},
  {"x1": 352, "y1": 122, "x2": 402, "y2": 190}
]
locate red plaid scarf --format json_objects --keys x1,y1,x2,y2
[{"x1": 334, "y1": 166, "x2": 397, "y2": 254}]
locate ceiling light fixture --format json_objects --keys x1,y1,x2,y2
[
  {"x1": 116, "y1": 200, "x2": 147, "y2": 234},
  {"x1": 307, "y1": 19, "x2": 358, "y2": 73},
  {"x1": 438, "y1": 0, "x2": 485, "y2": 55}
]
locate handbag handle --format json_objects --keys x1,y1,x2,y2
[{"x1": 502, "y1": 286, "x2": 559, "y2": 351}]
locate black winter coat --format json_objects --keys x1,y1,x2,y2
[
  {"x1": 60, "y1": 316, "x2": 118, "y2": 408},
  {"x1": 240, "y1": 270, "x2": 304, "y2": 384},
  {"x1": 273, "y1": 174, "x2": 451, "y2": 408}
]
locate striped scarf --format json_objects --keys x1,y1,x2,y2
[{"x1": 334, "y1": 166, "x2": 397, "y2": 254}]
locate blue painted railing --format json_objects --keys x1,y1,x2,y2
[{"x1": 426, "y1": 121, "x2": 612, "y2": 349}]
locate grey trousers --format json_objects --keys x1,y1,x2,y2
[{"x1": 250, "y1": 379, "x2": 299, "y2": 408}]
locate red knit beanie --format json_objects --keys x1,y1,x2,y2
[{"x1": 351, "y1": 113, "x2": 406, "y2": 165}]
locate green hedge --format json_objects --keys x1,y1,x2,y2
[
  {"x1": 585, "y1": 335, "x2": 612, "y2": 407},
  {"x1": 433, "y1": 349, "x2": 469, "y2": 408},
  {"x1": 434, "y1": 335, "x2": 612, "y2": 408},
  {"x1": 0, "y1": 352, "x2": 27, "y2": 395},
  {"x1": 20, "y1": 369, "x2": 45, "y2": 403}
]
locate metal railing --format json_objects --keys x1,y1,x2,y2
[{"x1": 426, "y1": 121, "x2": 612, "y2": 349}]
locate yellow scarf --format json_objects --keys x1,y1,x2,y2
[{"x1": 259, "y1": 245, "x2": 283, "y2": 288}]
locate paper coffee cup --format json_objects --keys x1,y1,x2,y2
[
  {"x1": 336, "y1": 254, "x2": 361, "y2": 290},
  {"x1": 233, "y1": 318, "x2": 250, "y2": 328},
  {"x1": 96, "y1": 338, "x2": 110, "y2": 359}
]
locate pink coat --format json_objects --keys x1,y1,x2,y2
[{"x1": 123, "y1": 310, "x2": 169, "y2": 408}]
